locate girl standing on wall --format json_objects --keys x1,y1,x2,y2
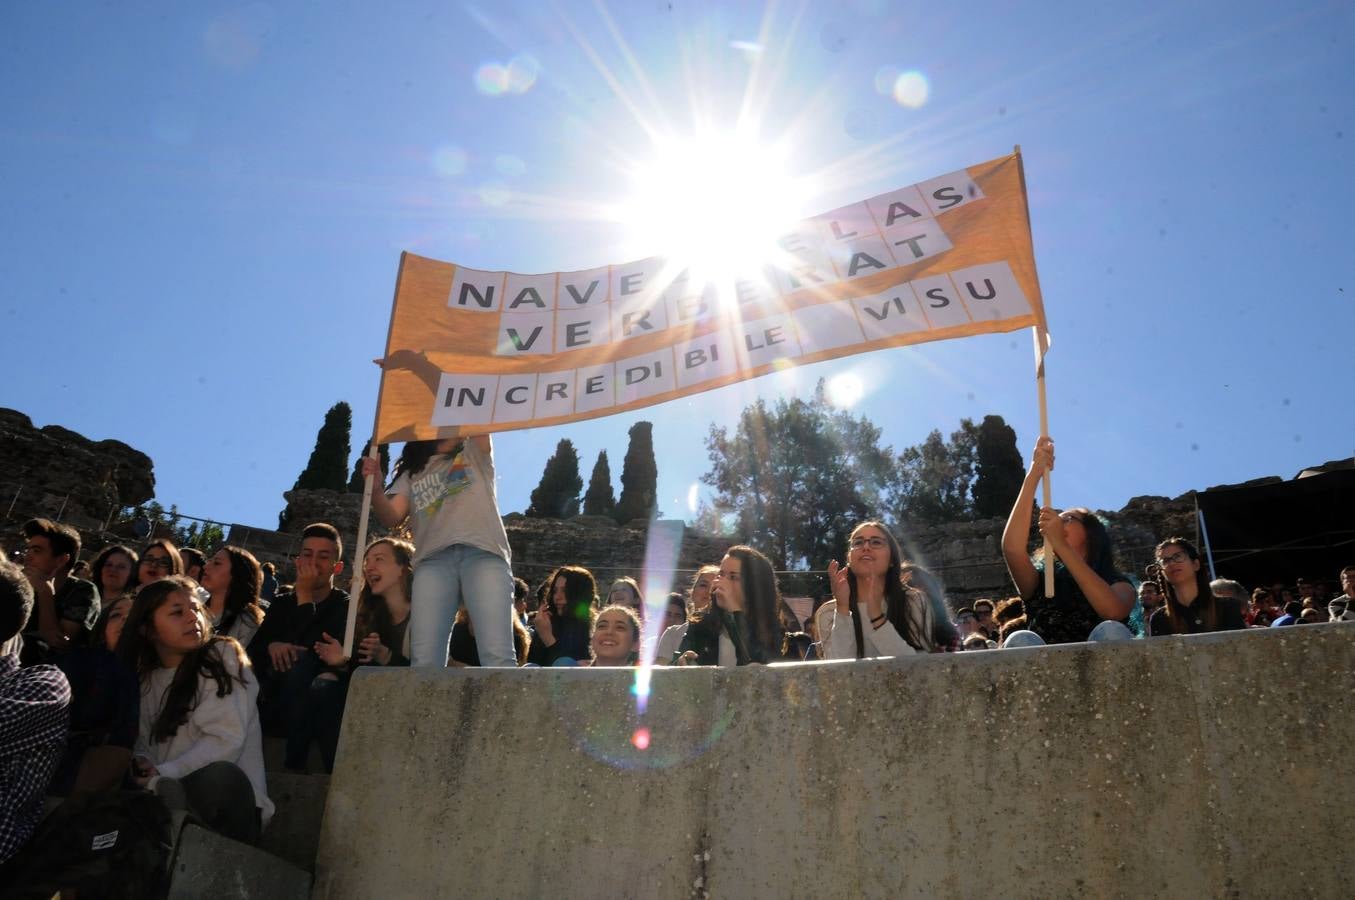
[
  {"x1": 1001, "y1": 437, "x2": 1135, "y2": 644},
  {"x1": 822, "y1": 521, "x2": 958, "y2": 659},
  {"x1": 363, "y1": 437, "x2": 516, "y2": 667}
]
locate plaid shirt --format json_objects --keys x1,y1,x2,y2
[{"x1": 0, "y1": 650, "x2": 71, "y2": 863}]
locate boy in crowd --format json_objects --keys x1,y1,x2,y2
[
  {"x1": 180, "y1": 547, "x2": 207, "y2": 583},
  {"x1": 0, "y1": 557, "x2": 72, "y2": 867},
  {"x1": 246, "y1": 523, "x2": 349, "y2": 769},
  {"x1": 18, "y1": 519, "x2": 99, "y2": 663}
]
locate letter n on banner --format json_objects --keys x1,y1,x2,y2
[{"x1": 431, "y1": 374, "x2": 497, "y2": 427}]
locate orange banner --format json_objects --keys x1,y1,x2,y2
[{"x1": 374, "y1": 150, "x2": 1046, "y2": 442}]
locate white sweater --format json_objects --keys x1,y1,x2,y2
[
  {"x1": 824, "y1": 607, "x2": 917, "y2": 659},
  {"x1": 136, "y1": 643, "x2": 274, "y2": 824}
]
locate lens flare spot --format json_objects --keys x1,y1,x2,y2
[
  {"x1": 505, "y1": 54, "x2": 540, "y2": 93},
  {"x1": 893, "y1": 71, "x2": 930, "y2": 108},
  {"x1": 686, "y1": 482, "x2": 699, "y2": 514},
  {"x1": 631, "y1": 727, "x2": 651, "y2": 751},
  {"x1": 432, "y1": 145, "x2": 468, "y2": 177},
  {"x1": 826, "y1": 372, "x2": 865, "y2": 408},
  {"x1": 474, "y1": 62, "x2": 510, "y2": 95}
]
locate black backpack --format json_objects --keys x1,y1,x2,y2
[{"x1": 0, "y1": 790, "x2": 174, "y2": 900}]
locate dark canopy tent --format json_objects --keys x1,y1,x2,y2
[{"x1": 1196, "y1": 468, "x2": 1355, "y2": 591}]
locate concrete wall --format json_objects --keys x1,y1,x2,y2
[{"x1": 313, "y1": 624, "x2": 1354, "y2": 899}]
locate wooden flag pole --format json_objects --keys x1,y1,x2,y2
[
  {"x1": 1036, "y1": 328, "x2": 1055, "y2": 598},
  {"x1": 1014, "y1": 145, "x2": 1056, "y2": 597},
  {"x1": 342, "y1": 437, "x2": 379, "y2": 657},
  {"x1": 342, "y1": 253, "x2": 406, "y2": 658}
]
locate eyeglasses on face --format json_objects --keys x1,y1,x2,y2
[
  {"x1": 850, "y1": 536, "x2": 887, "y2": 550},
  {"x1": 142, "y1": 557, "x2": 173, "y2": 570},
  {"x1": 1156, "y1": 551, "x2": 1190, "y2": 566}
]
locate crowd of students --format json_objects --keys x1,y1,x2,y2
[{"x1": 1, "y1": 434, "x2": 1351, "y2": 881}]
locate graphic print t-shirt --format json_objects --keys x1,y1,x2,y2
[{"x1": 387, "y1": 438, "x2": 511, "y2": 566}]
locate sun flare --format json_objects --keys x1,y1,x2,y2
[{"x1": 615, "y1": 133, "x2": 813, "y2": 295}]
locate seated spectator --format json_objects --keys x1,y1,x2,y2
[
  {"x1": 962, "y1": 633, "x2": 994, "y2": 651},
  {"x1": 606, "y1": 577, "x2": 645, "y2": 621},
  {"x1": 971, "y1": 598, "x2": 998, "y2": 640},
  {"x1": 1329, "y1": 567, "x2": 1354, "y2": 621},
  {"x1": 513, "y1": 577, "x2": 530, "y2": 627},
  {"x1": 136, "y1": 539, "x2": 183, "y2": 588},
  {"x1": 1270, "y1": 601, "x2": 1302, "y2": 627},
  {"x1": 808, "y1": 596, "x2": 837, "y2": 660},
  {"x1": 0, "y1": 557, "x2": 72, "y2": 867},
  {"x1": 675, "y1": 546, "x2": 794, "y2": 666},
  {"x1": 1002, "y1": 438, "x2": 1134, "y2": 644},
  {"x1": 90, "y1": 544, "x2": 138, "y2": 606},
  {"x1": 1210, "y1": 579, "x2": 1249, "y2": 621},
  {"x1": 954, "y1": 607, "x2": 979, "y2": 640},
  {"x1": 18, "y1": 518, "x2": 100, "y2": 662},
  {"x1": 527, "y1": 566, "x2": 597, "y2": 666},
  {"x1": 1298, "y1": 607, "x2": 1325, "y2": 625},
  {"x1": 245, "y1": 523, "x2": 349, "y2": 769},
  {"x1": 821, "y1": 523, "x2": 958, "y2": 660},
  {"x1": 1148, "y1": 538, "x2": 1245, "y2": 636},
  {"x1": 1249, "y1": 588, "x2": 1279, "y2": 627},
  {"x1": 583, "y1": 605, "x2": 641, "y2": 667},
  {"x1": 1138, "y1": 581, "x2": 1163, "y2": 620},
  {"x1": 310, "y1": 538, "x2": 415, "y2": 771},
  {"x1": 449, "y1": 606, "x2": 528, "y2": 666},
  {"x1": 180, "y1": 547, "x2": 206, "y2": 584},
  {"x1": 199, "y1": 546, "x2": 266, "y2": 647},
  {"x1": 119, "y1": 575, "x2": 272, "y2": 843},
  {"x1": 51, "y1": 595, "x2": 139, "y2": 795},
  {"x1": 260, "y1": 562, "x2": 278, "y2": 604},
  {"x1": 654, "y1": 565, "x2": 717, "y2": 664}
]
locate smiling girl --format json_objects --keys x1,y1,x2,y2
[
  {"x1": 823, "y1": 521, "x2": 958, "y2": 658},
  {"x1": 119, "y1": 576, "x2": 272, "y2": 843},
  {"x1": 586, "y1": 605, "x2": 641, "y2": 667}
]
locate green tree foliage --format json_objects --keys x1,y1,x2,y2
[
  {"x1": 970, "y1": 415, "x2": 1025, "y2": 519},
  {"x1": 526, "y1": 439, "x2": 583, "y2": 518},
  {"x1": 293, "y1": 402, "x2": 352, "y2": 492},
  {"x1": 582, "y1": 450, "x2": 617, "y2": 518},
  {"x1": 347, "y1": 441, "x2": 391, "y2": 492},
  {"x1": 701, "y1": 382, "x2": 896, "y2": 569},
  {"x1": 892, "y1": 422, "x2": 978, "y2": 527},
  {"x1": 614, "y1": 421, "x2": 658, "y2": 524}
]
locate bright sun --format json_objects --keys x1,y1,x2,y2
[{"x1": 615, "y1": 133, "x2": 811, "y2": 291}]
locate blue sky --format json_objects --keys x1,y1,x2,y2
[{"x1": 3, "y1": 0, "x2": 1351, "y2": 538}]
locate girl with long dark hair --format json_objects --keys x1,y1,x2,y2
[
  {"x1": 309, "y1": 538, "x2": 414, "y2": 771},
  {"x1": 674, "y1": 546, "x2": 792, "y2": 666},
  {"x1": 119, "y1": 576, "x2": 272, "y2": 843},
  {"x1": 363, "y1": 436, "x2": 515, "y2": 667},
  {"x1": 527, "y1": 565, "x2": 598, "y2": 665},
  {"x1": 198, "y1": 546, "x2": 266, "y2": 646},
  {"x1": 1147, "y1": 537, "x2": 1246, "y2": 636},
  {"x1": 1001, "y1": 437, "x2": 1134, "y2": 644},
  {"x1": 823, "y1": 521, "x2": 958, "y2": 658},
  {"x1": 654, "y1": 565, "x2": 718, "y2": 664}
]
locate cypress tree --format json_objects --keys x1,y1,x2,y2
[
  {"x1": 526, "y1": 439, "x2": 583, "y2": 518},
  {"x1": 614, "y1": 421, "x2": 658, "y2": 524},
  {"x1": 347, "y1": 440, "x2": 391, "y2": 492},
  {"x1": 293, "y1": 402, "x2": 352, "y2": 492},
  {"x1": 971, "y1": 414, "x2": 1026, "y2": 519},
  {"x1": 582, "y1": 450, "x2": 617, "y2": 517}
]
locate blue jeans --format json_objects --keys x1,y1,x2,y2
[{"x1": 410, "y1": 543, "x2": 516, "y2": 667}]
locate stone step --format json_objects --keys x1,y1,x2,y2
[
  {"x1": 167, "y1": 823, "x2": 311, "y2": 899},
  {"x1": 262, "y1": 770, "x2": 331, "y2": 872}
]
